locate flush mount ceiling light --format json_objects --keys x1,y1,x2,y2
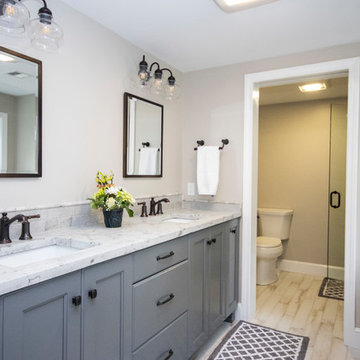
[
  {"x1": 214, "y1": 0, "x2": 280, "y2": 13},
  {"x1": 298, "y1": 82, "x2": 327, "y2": 92},
  {"x1": 138, "y1": 55, "x2": 178, "y2": 100},
  {"x1": 0, "y1": 0, "x2": 63, "y2": 51}
]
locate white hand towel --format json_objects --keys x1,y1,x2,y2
[
  {"x1": 139, "y1": 148, "x2": 158, "y2": 175},
  {"x1": 197, "y1": 146, "x2": 220, "y2": 195}
]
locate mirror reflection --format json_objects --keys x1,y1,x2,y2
[
  {"x1": 123, "y1": 93, "x2": 163, "y2": 177},
  {"x1": 0, "y1": 46, "x2": 41, "y2": 177}
]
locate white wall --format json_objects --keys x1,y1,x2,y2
[
  {"x1": 0, "y1": 0, "x2": 183, "y2": 210},
  {"x1": 182, "y1": 42, "x2": 360, "y2": 204}
]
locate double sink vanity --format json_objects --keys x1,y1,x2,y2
[
  {"x1": 0, "y1": 208, "x2": 241, "y2": 360},
  {"x1": 0, "y1": 46, "x2": 240, "y2": 360}
]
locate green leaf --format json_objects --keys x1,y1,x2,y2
[{"x1": 125, "y1": 208, "x2": 134, "y2": 217}]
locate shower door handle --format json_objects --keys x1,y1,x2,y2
[{"x1": 330, "y1": 191, "x2": 341, "y2": 209}]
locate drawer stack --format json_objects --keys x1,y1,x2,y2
[{"x1": 132, "y1": 236, "x2": 189, "y2": 359}]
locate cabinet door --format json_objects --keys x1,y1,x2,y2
[
  {"x1": 208, "y1": 223, "x2": 226, "y2": 333},
  {"x1": 188, "y1": 228, "x2": 210, "y2": 355},
  {"x1": 3, "y1": 272, "x2": 81, "y2": 360},
  {"x1": 224, "y1": 219, "x2": 239, "y2": 317},
  {"x1": 83, "y1": 256, "x2": 132, "y2": 360}
]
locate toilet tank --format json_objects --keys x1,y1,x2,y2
[{"x1": 257, "y1": 208, "x2": 293, "y2": 240}]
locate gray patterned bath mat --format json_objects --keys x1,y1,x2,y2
[
  {"x1": 208, "y1": 321, "x2": 309, "y2": 360},
  {"x1": 318, "y1": 277, "x2": 344, "y2": 301}
]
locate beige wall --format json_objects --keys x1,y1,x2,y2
[
  {"x1": 0, "y1": 0, "x2": 183, "y2": 209},
  {"x1": 258, "y1": 100, "x2": 333, "y2": 265},
  {"x1": 0, "y1": 92, "x2": 18, "y2": 171},
  {"x1": 182, "y1": 42, "x2": 360, "y2": 204}
]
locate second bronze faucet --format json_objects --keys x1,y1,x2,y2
[{"x1": 138, "y1": 198, "x2": 170, "y2": 217}]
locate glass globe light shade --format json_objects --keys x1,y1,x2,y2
[
  {"x1": 0, "y1": 0, "x2": 30, "y2": 35},
  {"x1": 165, "y1": 76, "x2": 179, "y2": 100},
  {"x1": 150, "y1": 69, "x2": 163, "y2": 95},
  {"x1": 28, "y1": 11, "x2": 63, "y2": 52}
]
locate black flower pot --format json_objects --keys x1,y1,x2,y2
[{"x1": 103, "y1": 209, "x2": 123, "y2": 228}]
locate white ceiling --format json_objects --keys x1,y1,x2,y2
[
  {"x1": 61, "y1": 0, "x2": 360, "y2": 72},
  {"x1": 0, "y1": 51, "x2": 38, "y2": 96}
]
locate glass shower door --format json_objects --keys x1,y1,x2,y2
[{"x1": 327, "y1": 103, "x2": 347, "y2": 281}]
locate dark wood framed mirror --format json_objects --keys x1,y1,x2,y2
[
  {"x1": 0, "y1": 46, "x2": 42, "y2": 178},
  {"x1": 123, "y1": 92, "x2": 163, "y2": 178}
]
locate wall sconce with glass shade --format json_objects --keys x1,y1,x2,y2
[
  {"x1": 0, "y1": 0, "x2": 63, "y2": 51},
  {"x1": 138, "y1": 55, "x2": 178, "y2": 100},
  {"x1": 214, "y1": 0, "x2": 279, "y2": 12}
]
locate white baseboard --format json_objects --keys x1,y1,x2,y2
[{"x1": 278, "y1": 259, "x2": 344, "y2": 279}]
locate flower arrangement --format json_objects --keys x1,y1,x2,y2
[{"x1": 88, "y1": 171, "x2": 135, "y2": 217}]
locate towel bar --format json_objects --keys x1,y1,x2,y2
[{"x1": 194, "y1": 139, "x2": 229, "y2": 150}]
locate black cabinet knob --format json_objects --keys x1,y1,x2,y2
[
  {"x1": 212, "y1": 238, "x2": 216, "y2": 244},
  {"x1": 88, "y1": 289, "x2": 98, "y2": 299},
  {"x1": 230, "y1": 229, "x2": 236, "y2": 234},
  {"x1": 72, "y1": 296, "x2": 82, "y2": 306},
  {"x1": 207, "y1": 240, "x2": 212, "y2": 245}
]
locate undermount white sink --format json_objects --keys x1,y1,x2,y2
[
  {"x1": 0, "y1": 239, "x2": 96, "y2": 268},
  {"x1": 162, "y1": 214, "x2": 200, "y2": 224}
]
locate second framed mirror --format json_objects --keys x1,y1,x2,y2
[{"x1": 123, "y1": 92, "x2": 163, "y2": 177}]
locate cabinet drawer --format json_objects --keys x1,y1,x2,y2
[
  {"x1": 133, "y1": 236, "x2": 188, "y2": 282},
  {"x1": 133, "y1": 261, "x2": 188, "y2": 350},
  {"x1": 133, "y1": 312, "x2": 188, "y2": 360}
]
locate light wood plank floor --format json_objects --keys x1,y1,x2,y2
[{"x1": 253, "y1": 271, "x2": 353, "y2": 360}]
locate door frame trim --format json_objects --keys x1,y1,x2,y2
[{"x1": 241, "y1": 57, "x2": 360, "y2": 348}]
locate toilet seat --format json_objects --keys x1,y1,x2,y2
[{"x1": 257, "y1": 236, "x2": 281, "y2": 248}]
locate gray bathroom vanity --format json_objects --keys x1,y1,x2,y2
[{"x1": 0, "y1": 211, "x2": 240, "y2": 360}]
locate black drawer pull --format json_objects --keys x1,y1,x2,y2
[
  {"x1": 156, "y1": 251, "x2": 175, "y2": 261},
  {"x1": 207, "y1": 240, "x2": 212, "y2": 245},
  {"x1": 156, "y1": 293, "x2": 175, "y2": 306},
  {"x1": 164, "y1": 349, "x2": 174, "y2": 360},
  {"x1": 230, "y1": 229, "x2": 236, "y2": 234},
  {"x1": 88, "y1": 289, "x2": 97, "y2": 299},
  {"x1": 72, "y1": 296, "x2": 82, "y2": 306},
  {"x1": 212, "y1": 238, "x2": 216, "y2": 244}
]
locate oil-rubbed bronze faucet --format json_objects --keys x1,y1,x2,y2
[
  {"x1": 149, "y1": 198, "x2": 170, "y2": 216},
  {"x1": 0, "y1": 212, "x2": 40, "y2": 244}
]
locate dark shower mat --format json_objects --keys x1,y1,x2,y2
[{"x1": 318, "y1": 277, "x2": 344, "y2": 301}]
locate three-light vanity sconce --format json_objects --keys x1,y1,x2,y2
[
  {"x1": 138, "y1": 55, "x2": 178, "y2": 100},
  {"x1": 0, "y1": 0, "x2": 63, "y2": 51}
]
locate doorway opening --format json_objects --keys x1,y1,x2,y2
[
  {"x1": 253, "y1": 75, "x2": 348, "y2": 358},
  {"x1": 241, "y1": 57, "x2": 360, "y2": 354}
]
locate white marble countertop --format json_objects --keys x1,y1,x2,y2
[{"x1": 0, "y1": 208, "x2": 241, "y2": 296}]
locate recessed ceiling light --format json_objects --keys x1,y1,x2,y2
[
  {"x1": 0, "y1": 53, "x2": 15, "y2": 62},
  {"x1": 298, "y1": 83, "x2": 327, "y2": 92},
  {"x1": 214, "y1": 0, "x2": 279, "y2": 13}
]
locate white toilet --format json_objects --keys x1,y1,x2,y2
[{"x1": 256, "y1": 208, "x2": 293, "y2": 285}]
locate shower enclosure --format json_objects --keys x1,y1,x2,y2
[{"x1": 327, "y1": 103, "x2": 347, "y2": 281}]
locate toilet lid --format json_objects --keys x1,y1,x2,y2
[{"x1": 257, "y1": 236, "x2": 281, "y2": 248}]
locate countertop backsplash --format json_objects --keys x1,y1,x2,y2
[{"x1": 3, "y1": 193, "x2": 184, "y2": 241}]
